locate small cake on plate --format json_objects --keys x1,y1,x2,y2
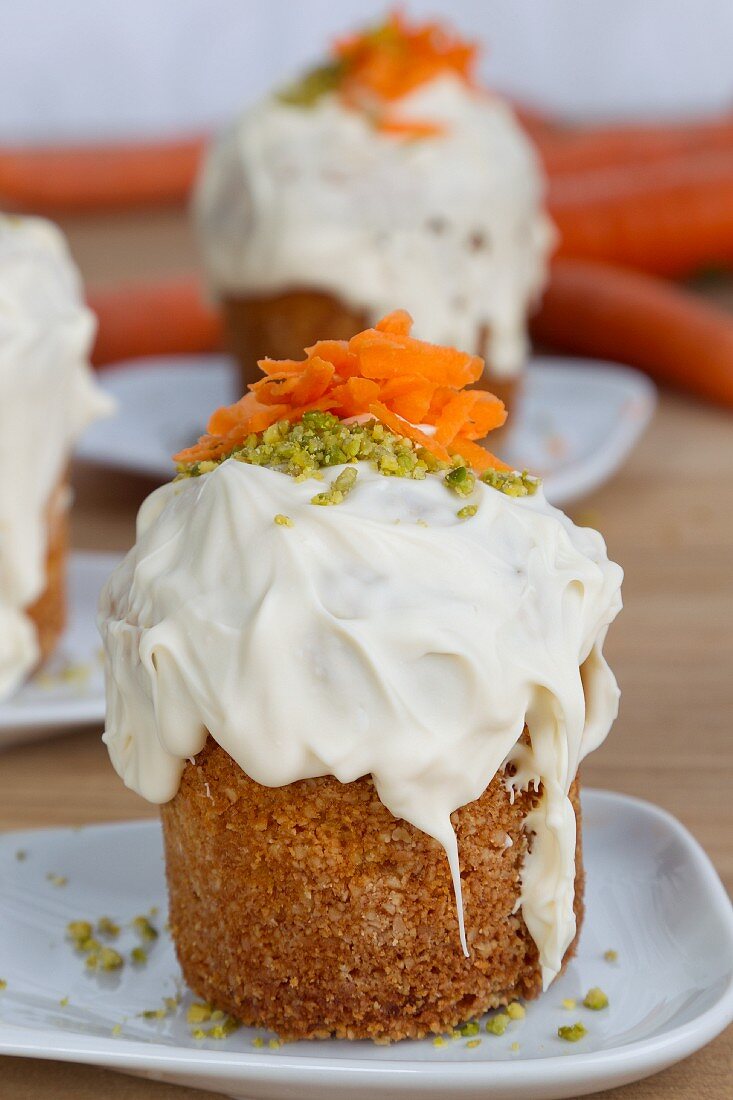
[
  {"x1": 100, "y1": 311, "x2": 622, "y2": 1041},
  {"x1": 0, "y1": 214, "x2": 112, "y2": 700},
  {"x1": 194, "y1": 12, "x2": 554, "y2": 410}
]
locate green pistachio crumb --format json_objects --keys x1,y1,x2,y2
[
  {"x1": 485, "y1": 1013, "x2": 510, "y2": 1036},
  {"x1": 111, "y1": 1024, "x2": 122, "y2": 1037},
  {"x1": 252, "y1": 1037, "x2": 265, "y2": 1048},
  {"x1": 140, "y1": 1008, "x2": 167, "y2": 1020},
  {"x1": 459, "y1": 1021, "x2": 480, "y2": 1037},
  {"x1": 192, "y1": 1028, "x2": 206, "y2": 1040},
  {"x1": 87, "y1": 946, "x2": 124, "y2": 972},
  {"x1": 510, "y1": 1041, "x2": 520, "y2": 1052},
  {"x1": 451, "y1": 1030, "x2": 462, "y2": 1040},
  {"x1": 481, "y1": 467, "x2": 540, "y2": 497},
  {"x1": 277, "y1": 60, "x2": 346, "y2": 107},
  {"x1": 132, "y1": 915, "x2": 159, "y2": 942},
  {"x1": 274, "y1": 513, "x2": 294, "y2": 527},
  {"x1": 561, "y1": 998, "x2": 577, "y2": 1010},
  {"x1": 187, "y1": 1003, "x2": 212, "y2": 1025},
  {"x1": 604, "y1": 949, "x2": 618, "y2": 963},
  {"x1": 507, "y1": 1001, "x2": 526, "y2": 1020},
  {"x1": 0, "y1": 979, "x2": 6, "y2": 991},
  {"x1": 311, "y1": 464, "x2": 358, "y2": 505},
  {"x1": 432, "y1": 1036, "x2": 446, "y2": 1048},
  {"x1": 583, "y1": 987, "x2": 609, "y2": 1010},
  {"x1": 130, "y1": 947, "x2": 148, "y2": 965},
  {"x1": 97, "y1": 917, "x2": 120, "y2": 939},
  {"x1": 445, "y1": 465, "x2": 476, "y2": 498},
  {"x1": 15, "y1": 850, "x2": 26, "y2": 861},
  {"x1": 59, "y1": 996, "x2": 69, "y2": 1007},
  {"x1": 66, "y1": 921, "x2": 94, "y2": 948},
  {"x1": 457, "y1": 504, "x2": 478, "y2": 519},
  {"x1": 466, "y1": 1038, "x2": 481, "y2": 1049},
  {"x1": 267, "y1": 1037, "x2": 281, "y2": 1049},
  {"x1": 46, "y1": 873, "x2": 67, "y2": 887},
  {"x1": 558, "y1": 1021, "x2": 587, "y2": 1042}
]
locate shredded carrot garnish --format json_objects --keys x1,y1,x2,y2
[
  {"x1": 174, "y1": 311, "x2": 507, "y2": 472},
  {"x1": 335, "y1": 11, "x2": 477, "y2": 105}
]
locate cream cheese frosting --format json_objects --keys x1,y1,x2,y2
[
  {"x1": 194, "y1": 74, "x2": 554, "y2": 378},
  {"x1": 100, "y1": 459, "x2": 622, "y2": 986},
  {"x1": 0, "y1": 214, "x2": 113, "y2": 698}
]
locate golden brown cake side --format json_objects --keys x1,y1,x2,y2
[
  {"x1": 24, "y1": 478, "x2": 68, "y2": 666},
  {"x1": 221, "y1": 291, "x2": 520, "y2": 415},
  {"x1": 161, "y1": 738, "x2": 583, "y2": 1042}
]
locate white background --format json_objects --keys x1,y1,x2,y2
[{"x1": 1, "y1": 0, "x2": 733, "y2": 143}]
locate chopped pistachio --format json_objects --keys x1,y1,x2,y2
[
  {"x1": 274, "y1": 513, "x2": 294, "y2": 527},
  {"x1": 187, "y1": 1003, "x2": 212, "y2": 1024},
  {"x1": 111, "y1": 1024, "x2": 122, "y2": 1038},
  {"x1": 450, "y1": 1030, "x2": 462, "y2": 1040},
  {"x1": 466, "y1": 1038, "x2": 481, "y2": 1049},
  {"x1": 457, "y1": 504, "x2": 478, "y2": 519},
  {"x1": 86, "y1": 946, "x2": 123, "y2": 972},
  {"x1": 15, "y1": 850, "x2": 27, "y2": 861},
  {"x1": 561, "y1": 998, "x2": 577, "y2": 1011},
  {"x1": 130, "y1": 947, "x2": 148, "y2": 965},
  {"x1": 67, "y1": 920, "x2": 93, "y2": 946},
  {"x1": 432, "y1": 1036, "x2": 446, "y2": 1048},
  {"x1": 583, "y1": 987, "x2": 609, "y2": 1011},
  {"x1": 192, "y1": 1028, "x2": 206, "y2": 1040},
  {"x1": 507, "y1": 1001, "x2": 526, "y2": 1020},
  {"x1": 132, "y1": 915, "x2": 158, "y2": 942},
  {"x1": 445, "y1": 465, "x2": 476, "y2": 498},
  {"x1": 267, "y1": 1037, "x2": 281, "y2": 1049},
  {"x1": 140, "y1": 1008, "x2": 167, "y2": 1020},
  {"x1": 46, "y1": 873, "x2": 67, "y2": 887},
  {"x1": 311, "y1": 464, "x2": 358, "y2": 506},
  {"x1": 59, "y1": 996, "x2": 69, "y2": 1007},
  {"x1": 558, "y1": 1022, "x2": 587, "y2": 1042},
  {"x1": 277, "y1": 60, "x2": 345, "y2": 107},
  {"x1": 251, "y1": 1037, "x2": 265, "y2": 1048},
  {"x1": 459, "y1": 1020, "x2": 480, "y2": 1037},
  {"x1": 481, "y1": 467, "x2": 540, "y2": 497},
  {"x1": 97, "y1": 917, "x2": 120, "y2": 939},
  {"x1": 604, "y1": 949, "x2": 618, "y2": 963},
  {"x1": 0, "y1": 979, "x2": 6, "y2": 991},
  {"x1": 510, "y1": 1041, "x2": 520, "y2": 1052},
  {"x1": 485, "y1": 1013, "x2": 510, "y2": 1036}
]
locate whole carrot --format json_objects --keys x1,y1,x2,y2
[
  {"x1": 531, "y1": 258, "x2": 733, "y2": 408},
  {"x1": 88, "y1": 277, "x2": 222, "y2": 367},
  {"x1": 0, "y1": 137, "x2": 205, "y2": 213},
  {"x1": 548, "y1": 151, "x2": 733, "y2": 277},
  {"x1": 538, "y1": 114, "x2": 733, "y2": 176}
]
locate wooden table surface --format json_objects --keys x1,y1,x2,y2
[{"x1": 1, "y1": 213, "x2": 731, "y2": 1098}]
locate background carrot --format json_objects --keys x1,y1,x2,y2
[
  {"x1": 537, "y1": 113, "x2": 733, "y2": 176},
  {"x1": 548, "y1": 151, "x2": 733, "y2": 277},
  {"x1": 87, "y1": 276, "x2": 222, "y2": 367},
  {"x1": 0, "y1": 137, "x2": 205, "y2": 213},
  {"x1": 531, "y1": 257, "x2": 733, "y2": 407}
]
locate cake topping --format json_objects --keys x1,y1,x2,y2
[
  {"x1": 279, "y1": 11, "x2": 477, "y2": 137},
  {"x1": 175, "y1": 310, "x2": 508, "y2": 477}
]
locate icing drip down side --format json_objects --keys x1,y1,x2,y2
[{"x1": 99, "y1": 460, "x2": 622, "y2": 985}]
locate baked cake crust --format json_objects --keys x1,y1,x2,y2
[{"x1": 161, "y1": 737, "x2": 583, "y2": 1041}]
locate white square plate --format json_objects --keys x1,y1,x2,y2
[
  {"x1": 0, "y1": 789, "x2": 730, "y2": 1099},
  {"x1": 76, "y1": 355, "x2": 656, "y2": 507},
  {"x1": 0, "y1": 552, "x2": 122, "y2": 746}
]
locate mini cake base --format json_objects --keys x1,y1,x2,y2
[
  {"x1": 161, "y1": 738, "x2": 583, "y2": 1042},
  {"x1": 25, "y1": 480, "x2": 68, "y2": 666},
  {"x1": 221, "y1": 291, "x2": 520, "y2": 415}
]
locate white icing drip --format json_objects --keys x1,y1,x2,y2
[
  {"x1": 194, "y1": 76, "x2": 554, "y2": 378},
  {"x1": 0, "y1": 214, "x2": 114, "y2": 699},
  {"x1": 99, "y1": 461, "x2": 621, "y2": 984}
]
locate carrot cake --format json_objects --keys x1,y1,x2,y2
[
  {"x1": 0, "y1": 213, "x2": 112, "y2": 699},
  {"x1": 99, "y1": 312, "x2": 622, "y2": 1041},
  {"x1": 194, "y1": 12, "x2": 554, "y2": 407}
]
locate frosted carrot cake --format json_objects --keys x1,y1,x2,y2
[
  {"x1": 194, "y1": 12, "x2": 554, "y2": 409},
  {"x1": 0, "y1": 213, "x2": 112, "y2": 700},
  {"x1": 99, "y1": 311, "x2": 621, "y2": 1041}
]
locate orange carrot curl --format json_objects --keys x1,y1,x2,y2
[{"x1": 174, "y1": 310, "x2": 508, "y2": 472}]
